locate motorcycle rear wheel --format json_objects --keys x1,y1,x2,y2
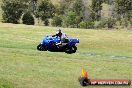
[{"x1": 65, "y1": 45, "x2": 77, "y2": 54}]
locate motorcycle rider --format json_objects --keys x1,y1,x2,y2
[{"x1": 52, "y1": 28, "x2": 68, "y2": 46}]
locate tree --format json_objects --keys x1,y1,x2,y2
[
  {"x1": 114, "y1": 0, "x2": 132, "y2": 27},
  {"x1": 38, "y1": 0, "x2": 55, "y2": 26},
  {"x1": 115, "y1": 0, "x2": 132, "y2": 20},
  {"x1": 56, "y1": 0, "x2": 71, "y2": 15},
  {"x1": 72, "y1": 0, "x2": 84, "y2": 27},
  {"x1": 1, "y1": 0, "x2": 27, "y2": 23},
  {"x1": 73, "y1": 0, "x2": 84, "y2": 16},
  {"x1": 90, "y1": 0, "x2": 103, "y2": 21},
  {"x1": 63, "y1": 11, "x2": 76, "y2": 27}
]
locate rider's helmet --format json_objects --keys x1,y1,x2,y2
[{"x1": 56, "y1": 28, "x2": 61, "y2": 34}]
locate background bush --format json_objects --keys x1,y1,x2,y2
[
  {"x1": 107, "y1": 18, "x2": 116, "y2": 28},
  {"x1": 79, "y1": 21, "x2": 87, "y2": 29},
  {"x1": 79, "y1": 21, "x2": 94, "y2": 29},
  {"x1": 51, "y1": 15, "x2": 62, "y2": 27},
  {"x1": 22, "y1": 12, "x2": 35, "y2": 25},
  {"x1": 86, "y1": 21, "x2": 95, "y2": 29},
  {"x1": 96, "y1": 18, "x2": 116, "y2": 28}
]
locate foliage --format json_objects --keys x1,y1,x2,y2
[
  {"x1": 97, "y1": 20, "x2": 106, "y2": 28},
  {"x1": 86, "y1": 21, "x2": 95, "y2": 29},
  {"x1": 75, "y1": 16, "x2": 82, "y2": 28},
  {"x1": 1, "y1": 0, "x2": 27, "y2": 24},
  {"x1": 55, "y1": 0, "x2": 70, "y2": 15},
  {"x1": 90, "y1": 0, "x2": 103, "y2": 21},
  {"x1": 63, "y1": 11, "x2": 76, "y2": 28},
  {"x1": 72, "y1": 0, "x2": 84, "y2": 27},
  {"x1": 1, "y1": 0, "x2": 131, "y2": 28},
  {"x1": 51, "y1": 15, "x2": 62, "y2": 26},
  {"x1": 57, "y1": 0, "x2": 84, "y2": 28},
  {"x1": 107, "y1": 18, "x2": 116, "y2": 28},
  {"x1": 115, "y1": 0, "x2": 132, "y2": 19},
  {"x1": 103, "y1": 0, "x2": 113, "y2": 5},
  {"x1": 119, "y1": 18, "x2": 131, "y2": 27},
  {"x1": 72, "y1": 0, "x2": 84, "y2": 17},
  {"x1": 38, "y1": 0, "x2": 55, "y2": 26},
  {"x1": 79, "y1": 21, "x2": 87, "y2": 29},
  {"x1": 96, "y1": 18, "x2": 116, "y2": 28},
  {"x1": 79, "y1": 21, "x2": 94, "y2": 29},
  {"x1": 22, "y1": 12, "x2": 35, "y2": 25}
]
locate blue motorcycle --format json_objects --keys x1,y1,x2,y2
[{"x1": 37, "y1": 35, "x2": 79, "y2": 54}]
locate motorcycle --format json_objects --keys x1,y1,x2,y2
[{"x1": 37, "y1": 35, "x2": 79, "y2": 54}]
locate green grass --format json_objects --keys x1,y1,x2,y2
[
  {"x1": 0, "y1": 79, "x2": 14, "y2": 88},
  {"x1": 0, "y1": 23, "x2": 132, "y2": 88}
]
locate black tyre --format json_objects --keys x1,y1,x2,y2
[
  {"x1": 65, "y1": 45, "x2": 77, "y2": 54},
  {"x1": 37, "y1": 44, "x2": 42, "y2": 51},
  {"x1": 37, "y1": 44, "x2": 47, "y2": 51},
  {"x1": 72, "y1": 45, "x2": 77, "y2": 53}
]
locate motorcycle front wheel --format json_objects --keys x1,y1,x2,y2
[{"x1": 37, "y1": 44, "x2": 47, "y2": 51}]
